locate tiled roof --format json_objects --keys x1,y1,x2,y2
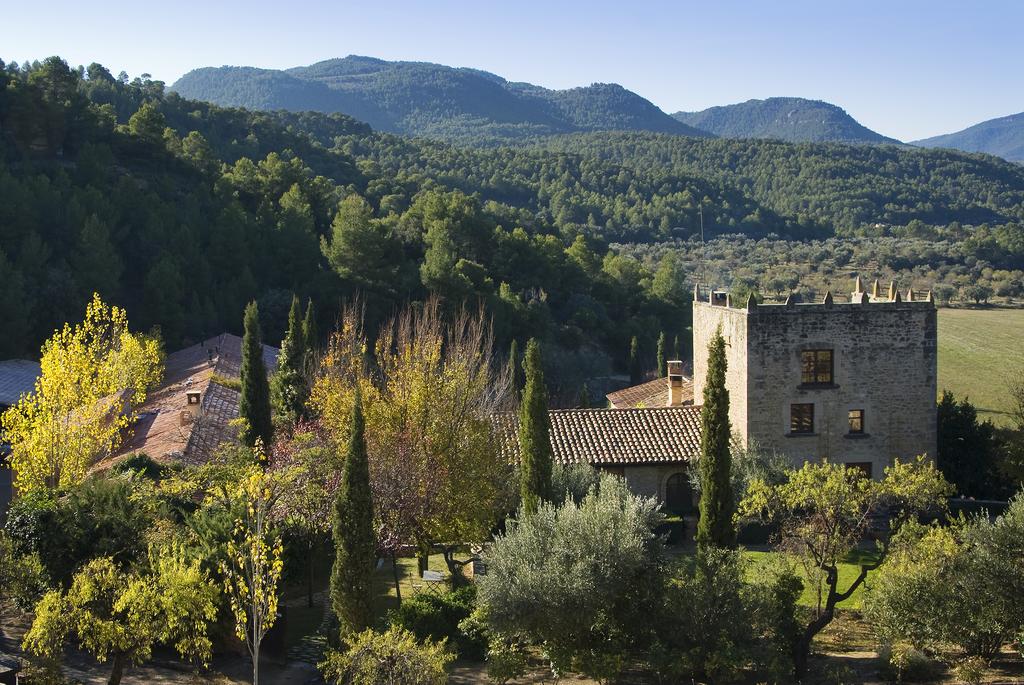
[
  {"x1": 100, "y1": 333, "x2": 278, "y2": 468},
  {"x1": 605, "y1": 376, "x2": 693, "y2": 408},
  {"x1": 493, "y1": 406, "x2": 702, "y2": 466},
  {"x1": 0, "y1": 360, "x2": 41, "y2": 407}
]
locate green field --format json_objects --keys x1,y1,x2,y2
[{"x1": 938, "y1": 308, "x2": 1024, "y2": 425}]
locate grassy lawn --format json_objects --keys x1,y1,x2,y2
[
  {"x1": 938, "y1": 307, "x2": 1024, "y2": 425},
  {"x1": 743, "y1": 548, "x2": 878, "y2": 610}
]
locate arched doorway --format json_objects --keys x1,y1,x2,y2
[{"x1": 664, "y1": 472, "x2": 693, "y2": 514}]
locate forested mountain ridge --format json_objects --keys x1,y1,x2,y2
[
  {"x1": 4, "y1": 57, "x2": 1024, "y2": 399},
  {"x1": 671, "y1": 97, "x2": 899, "y2": 144},
  {"x1": 913, "y1": 111, "x2": 1024, "y2": 164},
  {"x1": 533, "y1": 132, "x2": 1024, "y2": 232},
  {"x1": 171, "y1": 56, "x2": 710, "y2": 143}
]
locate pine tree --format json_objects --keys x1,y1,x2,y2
[
  {"x1": 518, "y1": 339, "x2": 553, "y2": 516},
  {"x1": 330, "y1": 387, "x2": 375, "y2": 636},
  {"x1": 696, "y1": 328, "x2": 736, "y2": 551},
  {"x1": 303, "y1": 298, "x2": 318, "y2": 357},
  {"x1": 239, "y1": 301, "x2": 273, "y2": 449},
  {"x1": 656, "y1": 331, "x2": 667, "y2": 378},
  {"x1": 271, "y1": 295, "x2": 307, "y2": 426},
  {"x1": 628, "y1": 336, "x2": 642, "y2": 385}
]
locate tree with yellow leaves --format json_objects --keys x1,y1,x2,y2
[
  {"x1": 2, "y1": 293, "x2": 163, "y2": 493},
  {"x1": 311, "y1": 298, "x2": 511, "y2": 580},
  {"x1": 218, "y1": 465, "x2": 284, "y2": 685}
]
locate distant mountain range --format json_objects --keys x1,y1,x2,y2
[
  {"x1": 671, "y1": 97, "x2": 899, "y2": 144},
  {"x1": 913, "y1": 112, "x2": 1024, "y2": 163},
  {"x1": 174, "y1": 56, "x2": 1022, "y2": 159},
  {"x1": 171, "y1": 56, "x2": 709, "y2": 141}
]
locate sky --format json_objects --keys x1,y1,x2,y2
[{"x1": 2, "y1": 0, "x2": 1022, "y2": 141}]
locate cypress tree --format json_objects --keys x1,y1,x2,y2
[
  {"x1": 518, "y1": 339, "x2": 553, "y2": 516},
  {"x1": 656, "y1": 331, "x2": 667, "y2": 378},
  {"x1": 628, "y1": 335, "x2": 642, "y2": 385},
  {"x1": 696, "y1": 328, "x2": 736, "y2": 551},
  {"x1": 330, "y1": 387, "x2": 375, "y2": 636},
  {"x1": 673, "y1": 334, "x2": 682, "y2": 361},
  {"x1": 239, "y1": 301, "x2": 273, "y2": 449},
  {"x1": 271, "y1": 295, "x2": 307, "y2": 426},
  {"x1": 302, "y1": 298, "x2": 318, "y2": 357},
  {"x1": 509, "y1": 339, "x2": 523, "y2": 396}
]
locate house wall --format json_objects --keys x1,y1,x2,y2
[
  {"x1": 623, "y1": 464, "x2": 694, "y2": 507},
  {"x1": 693, "y1": 295, "x2": 937, "y2": 477}
]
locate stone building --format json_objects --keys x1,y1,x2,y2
[{"x1": 692, "y1": 279, "x2": 937, "y2": 478}]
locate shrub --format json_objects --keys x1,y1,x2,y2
[
  {"x1": 4, "y1": 478, "x2": 154, "y2": 586},
  {"x1": 319, "y1": 626, "x2": 453, "y2": 685},
  {"x1": 111, "y1": 452, "x2": 168, "y2": 480},
  {"x1": 0, "y1": 530, "x2": 48, "y2": 610},
  {"x1": 952, "y1": 656, "x2": 987, "y2": 684},
  {"x1": 477, "y1": 474, "x2": 664, "y2": 681},
  {"x1": 653, "y1": 549, "x2": 802, "y2": 683},
  {"x1": 389, "y1": 586, "x2": 485, "y2": 659},
  {"x1": 879, "y1": 644, "x2": 943, "y2": 683},
  {"x1": 550, "y1": 462, "x2": 601, "y2": 505},
  {"x1": 866, "y1": 495, "x2": 1024, "y2": 659}
]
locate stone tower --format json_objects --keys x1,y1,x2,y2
[{"x1": 691, "y1": 282, "x2": 937, "y2": 478}]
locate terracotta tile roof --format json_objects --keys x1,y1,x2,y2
[
  {"x1": 99, "y1": 333, "x2": 278, "y2": 468},
  {"x1": 493, "y1": 406, "x2": 702, "y2": 466},
  {"x1": 605, "y1": 376, "x2": 693, "y2": 408},
  {"x1": 0, "y1": 360, "x2": 41, "y2": 407}
]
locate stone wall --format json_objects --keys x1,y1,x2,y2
[
  {"x1": 692, "y1": 300, "x2": 750, "y2": 442},
  {"x1": 692, "y1": 294, "x2": 937, "y2": 477}
]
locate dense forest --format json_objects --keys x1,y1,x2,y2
[
  {"x1": 3, "y1": 56, "x2": 1024, "y2": 400},
  {"x1": 171, "y1": 56, "x2": 709, "y2": 143},
  {"x1": 672, "y1": 97, "x2": 897, "y2": 144}
]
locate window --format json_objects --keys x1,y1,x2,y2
[
  {"x1": 848, "y1": 409, "x2": 865, "y2": 434},
  {"x1": 800, "y1": 349, "x2": 834, "y2": 385},
  {"x1": 790, "y1": 403, "x2": 814, "y2": 434},
  {"x1": 846, "y1": 462, "x2": 873, "y2": 479},
  {"x1": 602, "y1": 465, "x2": 625, "y2": 478}
]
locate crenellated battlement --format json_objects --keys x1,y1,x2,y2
[{"x1": 693, "y1": 278, "x2": 936, "y2": 313}]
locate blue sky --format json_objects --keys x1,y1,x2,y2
[{"x1": 2, "y1": 0, "x2": 1021, "y2": 141}]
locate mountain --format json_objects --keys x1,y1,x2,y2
[
  {"x1": 913, "y1": 112, "x2": 1024, "y2": 163},
  {"x1": 171, "y1": 56, "x2": 710, "y2": 142},
  {"x1": 671, "y1": 97, "x2": 898, "y2": 144}
]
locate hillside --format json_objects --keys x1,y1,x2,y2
[
  {"x1": 171, "y1": 56, "x2": 709, "y2": 142},
  {"x1": 913, "y1": 112, "x2": 1024, "y2": 163},
  {"x1": 534, "y1": 132, "x2": 1024, "y2": 232},
  {"x1": 672, "y1": 97, "x2": 898, "y2": 144}
]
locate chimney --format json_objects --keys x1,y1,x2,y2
[
  {"x1": 181, "y1": 388, "x2": 203, "y2": 425},
  {"x1": 667, "y1": 360, "x2": 686, "y2": 406}
]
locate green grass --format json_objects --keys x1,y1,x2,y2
[
  {"x1": 742, "y1": 549, "x2": 878, "y2": 610},
  {"x1": 937, "y1": 308, "x2": 1024, "y2": 425}
]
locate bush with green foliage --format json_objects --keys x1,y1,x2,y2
[
  {"x1": 477, "y1": 473, "x2": 664, "y2": 681},
  {"x1": 653, "y1": 549, "x2": 803, "y2": 682},
  {"x1": 4, "y1": 478, "x2": 154, "y2": 586},
  {"x1": 866, "y1": 495, "x2": 1024, "y2": 659},
  {"x1": 111, "y1": 452, "x2": 169, "y2": 481},
  {"x1": 0, "y1": 530, "x2": 48, "y2": 610},
  {"x1": 319, "y1": 626, "x2": 453, "y2": 685},
  {"x1": 389, "y1": 586, "x2": 485, "y2": 660}
]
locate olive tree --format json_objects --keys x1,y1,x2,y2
[
  {"x1": 866, "y1": 494, "x2": 1024, "y2": 659},
  {"x1": 477, "y1": 474, "x2": 664, "y2": 682},
  {"x1": 739, "y1": 457, "x2": 951, "y2": 679}
]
